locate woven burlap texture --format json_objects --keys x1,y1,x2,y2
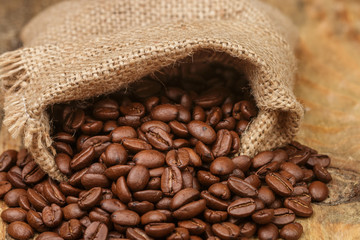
[{"x1": 0, "y1": 0, "x2": 303, "y2": 182}]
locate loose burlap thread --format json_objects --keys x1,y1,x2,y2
[{"x1": 0, "y1": 0, "x2": 303, "y2": 182}]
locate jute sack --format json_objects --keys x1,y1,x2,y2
[{"x1": 0, "y1": 0, "x2": 303, "y2": 182}]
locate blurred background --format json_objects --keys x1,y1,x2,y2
[{"x1": 0, "y1": 0, "x2": 359, "y2": 239}]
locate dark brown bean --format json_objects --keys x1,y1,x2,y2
[
  {"x1": 0, "y1": 150, "x2": 18, "y2": 172},
  {"x1": 59, "y1": 219, "x2": 82, "y2": 240},
  {"x1": 1, "y1": 208, "x2": 27, "y2": 223},
  {"x1": 272, "y1": 208, "x2": 296, "y2": 226},
  {"x1": 227, "y1": 176, "x2": 258, "y2": 198},
  {"x1": 309, "y1": 181, "x2": 329, "y2": 202},
  {"x1": 212, "y1": 222, "x2": 240, "y2": 240},
  {"x1": 257, "y1": 223, "x2": 279, "y2": 240},
  {"x1": 62, "y1": 203, "x2": 87, "y2": 220},
  {"x1": 280, "y1": 222, "x2": 303, "y2": 240},
  {"x1": 4, "y1": 188, "x2": 27, "y2": 207},
  {"x1": 161, "y1": 166, "x2": 183, "y2": 196},
  {"x1": 172, "y1": 199, "x2": 206, "y2": 220},
  {"x1": 8, "y1": 221, "x2": 34, "y2": 240},
  {"x1": 227, "y1": 198, "x2": 256, "y2": 218},
  {"x1": 22, "y1": 161, "x2": 46, "y2": 184},
  {"x1": 42, "y1": 203, "x2": 63, "y2": 228},
  {"x1": 251, "y1": 208, "x2": 274, "y2": 224},
  {"x1": 284, "y1": 197, "x2": 313, "y2": 217},
  {"x1": 178, "y1": 218, "x2": 206, "y2": 235},
  {"x1": 313, "y1": 164, "x2": 332, "y2": 183},
  {"x1": 78, "y1": 187, "x2": 102, "y2": 210},
  {"x1": 188, "y1": 121, "x2": 216, "y2": 144},
  {"x1": 144, "y1": 222, "x2": 175, "y2": 238},
  {"x1": 170, "y1": 188, "x2": 200, "y2": 210},
  {"x1": 265, "y1": 172, "x2": 294, "y2": 197},
  {"x1": 111, "y1": 210, "x2": 140, "y2": 226}
]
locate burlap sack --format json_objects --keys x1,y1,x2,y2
[{"x1": 0, "y1": 0, "x2": 303, "y2": 182}]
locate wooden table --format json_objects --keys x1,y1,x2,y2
[{"x1": 0, "y1": 0, "x2": 359, "y2": 239}]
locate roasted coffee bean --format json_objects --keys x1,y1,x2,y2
[
  {"x1": 307, "y1": 154, "x2": 331, "y2": 168},
  {"x1": 227, "y1": 198, "x2": 256, "y2": 218},
  {"x1": 161, "y1": 166, "x2": 183, "y2": 196},
  {"x1": 101, "y1": 143, "x2": 128, "y2": 167},
  {"x1": 78, "y1": 187, "x2": 102, "y2": 210},
  {"x1": 203, "y1": 209, "x2": 228, "y2": 223},
  {"x1": 18, "y1": 195, "x2": 31, "y2": 211},
  {"x1": 150, "y1": 104, "x2": 179, "y2": 122},
  {"x1": 127, "y1": 201, "x2": 154, "y2": 215},
  {"x1": 257, "y1": 223, "x2": 279, "y2": 240},
  {"x1": 70, "y1": 146, "x2": 95, "y2": 171},
  {"x1": 256, "y1": 162, "x2": 280, "y2": 179},
  {"x1": 116, "y1": 176, "x2": 132, "y2": 203},
  {"x1": 144, "y1": 222, "x2": 175, "y2": 238},
  {"x1": 167, "y1": 227, "x2": 190, "y2": 240},
  {"x1": 170, "y1": 188, "x2": 200, "y2": 210},
  {"x1": 0, "y1": 172, "x2": 7, "y2": 181},
  {"x1": 26, "y1": 210, "x2": 48, "y2": 232},
  {"x1": 210, "y1": 157, "x2": 235, "y2": 176},
  {"x1": 252, "y1": 151, "x2": 274, "y2": 169},
  {"x1": 280, "y1": 162, "x2": 304, "y2": 182},
  {"x1": 280, "y1": 222, "x2": 303, "y2": 240},
  {"x1": 16, "y1": 149, "x2": 33, "y2": 168},
  {"x1": 232, "y1": 101, "x2": 257, "y2": 120},
  {"x1": 111, "y1": 210, "x2": 140, "y2": 226},
  {"x1": 43, "y1": 178, "x2": 66, "y2": 205},
  {"x1": 37, "y1": 231, "x2": 63, "y2": 240},
  {"x1": 89, "y1": 207, "x2": 111, "y2": 226},
  {"x1": 309, "y1": 181, "x2": 329, "y2": 202},
  {"x1": 257, "y1": 186, "x2": 276, "y2": 206},
  {"x1": 244, "y1": 174, "x2": 261, "y2": 188},
  {"x1": 212, "y1": 129, "x2": 232, "y2": 158},
  {"x1": 81, "y1": 173, "x2": 111, "y2": 189},
  {"x1": 27, "y1": 188, "x2": 49, "y2": 211},
  {"x1": 59, "y1": 219, "x2": 82, "y2": 240},
  {"x1": 122, "y1": 137, "x2": 152, "y2": 152},
  {"x1": 7, "y1": 166, "x2": 27, "y2": 189},
  {"x1": 208, "y1": 182, "x2": 231, "y2": 200},
  {"x1": 239, "y1": 221, "x2": 257, "y2": 238},
  {"x1": 195, "y1": 141, "x2": 214, "y2": 162},
  {"x1": 265, "y1": 172, "x2": 294, "y2": 197},
  {"x1": 178, "y1": 218, "x2": 206, "y2": 235},
  {"x1": 169, "y1": 120, "x2": 189, "y2": 138},
  {"x1": 232, "y1": 155, "x2": 251, "y2": 172},
  {"x1": 42, "y1": 203, "x2": 63, "y2": 227},
  {"x1": 0, "y1": 180, "x2": 12, "y2": 198},
  {"x1": 81, "y1": 117, "x2": 103, "y2": 135},
  {"x1": 133, "y1": 150, "x2": 165, "y2": 169},
  {"x1": 272, "y1": 208, "x2": 296, "y2": 226},
  {"x1": 284, "y1": 197, "x2": 313, "y2": 217},
  {"x1": 55, "y1": 153, "x2": 72, "y2": 176},
  {"x1": 8, "y1": 221, "x2": 34, "y2": 240},
  {"x1": 104, "y1": 164, "x2": 132, "y2": 180},
  {"x1": 251, "y1": 208, "x2": 274, "y2": 224},
  {"x1": 62, "y1": 203, "x2": 87, "y2": 220},
  {"x1": 59, "y1": 182, "x2": 82, "y2": 196},
  {"x1": 141, "y1": 210, "x2": 167, "y2": 225},
  {"x1": 197, "y1": 170, "x2": 220, "y2": 187},
  {"x1": 127, "y1": 165, "x2": 150, "y2": 192},
  {"x1": 166, "y1": 149, "x2": 190, "y2": 169},
  {"x1": 82, "y1": 135, "x2": 111, "y2": 157},
  {"x1": 145, "y1": 127, "x2": 173, "y2": 151},
  {"x1": 188, "y1": 121, "x2": 216, "y2": 144},
  {"x1": 0, "y1": 150, "x2": 17, "y2": 172},
  {"x1": 133, "y1": 190, "x2": 163, "y2": 203},
  {"x1": 118, "y1": 115, "x2": 142, "y2": 128},
  {"x1": 215, "y1": 117, "x2": 236, "y2": 131},
  {"x1": 279, "y1": 170, "x2": 297, "y2": 186},
  {"x1": 200, "y1": 190, "x2": 228, "y2": 211},
  {"x1": 22, "y1": 161, "x2": 46, "y2": 184},
  {"x1": 62, "y1": 107, "x2": 85, "y2": 133},
  {"x1": 288, "y1": 149, "x2": 311, "y2": 166},
  {"x1": 227, "y1": 176, "x2": 258, "y2": 198},
  {"x1": 4, "y1": 188, "x2": 27, "y2": 207},
  {"x1": 173, "y1": 199, "x2": 206, "y2": 220},
  {"x1": 194, "y1": 88, "x2": 226, "y2": 108},
  {"x1": 313, "y1": 164, "x2": 332, "y2": 183},
  {"x1": 235, "y1": 120, "x2": 249, "y2": 135},
  {"x1": 1, "y1": 207, "x2": 27, "y2": 223},
  {"x1": 212, "y1": 222, "x2": 240, "y2": 240},
  {"x1": 53, "y1": 141, "x2": 74, "y2": 156},
  {"x1": 111, "y1": 126, "x2": 137, "y2": 143},
  {"x1": 93, "y1": 99, "x2": 119, "y2": 120}
]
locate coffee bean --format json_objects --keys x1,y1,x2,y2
[
  {"x1": 210, "y1": 157, "x2": 235, "y2": 176},
  {"x1": 194, "y1": 88, "x2": 226, "y2": 108},
  {"x1": 144, "y1": 222, "x2": 175, "y2": 238},
  {"x1": 37, "y1": 232, "x2": 63, "y2": 240},
  {"x1": 126, "y1": 227, "x2": 153, "y2": 240},
  {"x1": 122, "y1": 137, "x2": 152, "y2": 153},
  {"x1": 307, "y1": 154, "x2": 331, "y2": 168},
  {"x1": 244, "y1": 174, "x2": 261, "y2": 188},
  {"x1": 4, "y1": 188, "x2": 27, "y2": 207},
  {"x1": 257, "y1": 223, "x2": 279, "y2": 240},
  {"x1": 7, "y1": 221, "x2": 34, "y2": 240},
  {"x1": 43, "y1": 178, "x2": 66, "y2": 206},
  {"x1": 55, "y1": 153, "x2": 72, "y2": 176},
  {"x1": 26, "y1": 210, "x2": 48, "y2": 232},
  {"x1": 257, "y1": 186, "x2": 275, "y2": 206},
  {"x1": 251, "y1": 208, "x2": 274, "y2": 224},
  {"x1": 212, "y1": 222, "x2": 240, "y2": 240},
  {"x1": 78, "y1": 187, "x2": 102, "y2": 210},
  {"x1": 208, "y1": 182, "x2": 231, "y2": 200},
  {"x1": 167, "y1": 227, "x2": 190, "y2": 240},
  {"x1": 227, "y1": 176, "x2": 258, "y2": 198},
  {"x1": 252, "y1": 151, "x2": 274, "y2": 169},
  {"x1": 227, "y1": 198, "x2": 256, "y2": 218},
  {"x1": 145, "y1": 126, "x2": 173, "y2": 151},
  {"x1": 115, "y1": 176, "x2": 132, "y2": 203},
  {"x1": 204, "y1": 209, "x2": 228, "y2": 223},
  {"x1": 133, "y1": 190, "x2": 163, "y2": 203},
  {"x1": 313, "y1": 164, "x2": 332, "y2": 183},
  {"x1": 309, "y1": 181, "x2": 329, "y2": 202},
  {"x1": 280, "y1": 162, "x2": 304, "y2": 182},
  {"x1": 1, "y1": 208, "x2": 27, "y2": 223},
  {"x1": 178, "y1": 218, "x2": 206, "y2": 235},
  {"x1": 62, "y1": 203, "x2": 87, "y2": 220},
  {"x1": 132, "y1": 150, "x2": 165, "y2": 169},
  {"x1": 232, "y1": 155, "x2": 251, "y2": 172},
  {"x1": 53, "y1": 141, "x2": 74, "y2": 156},
  {"x1": 265, "y1": 172, "x2": 294, "y2": 197},
  {"x1": 62, "y1": 107, "x2": 85, "y2": 133},
  {"x1": 272, "y1": 208, "x2": 295, "y2": 226},
  {"x1": 212, "y1": 129, "x2": 233, "y2": 158},
  {"x1": 170, "y1": 188, "x2": 200, "y2": 210},
  {"x1": 200, "y1": 190, "x2": 229, "y2": 211},
  {"x1": 22, "y1": 161, "x2": 46, "y2": 184},
  {"x1": 166, "y1": 149, "x2": 190, "y2": 169},
  {"x1": 161, "y1": 166, "x2": 183, "y2": 196},
  {"x1": 7, "y1": 166, "x2": 27, "y2": 189},
  {"x1": 238, "y1": 221, "x2": 257, "y2": 238},
  {"x1": 59, "y1": 219, "x2": 82, "y2": 240},
  {"x1": 93, "y1": 99, "x2": 119, "y2": 120},
  {"x1": 82, "y1": 135, "x2": 111, "y2": 157},
  {"x1": 126, "y1": 165, "x2": 150, "y2": 192},
  {"x1": 169, "y1": 120, "x2": 189, "y2": 138},
  {"x1": 0, "y1": 180, "x2": 12, "y2": 198},
  {"x1": 42, "y1": 203, "x2": 63, "y2": 227},
  {"x1": 195, "y1": 141, "x2": 214, "y2": 163},
  {"x1": 111, "y1": 210, "x2": 140, "y2": 226},
  {"x1": 104, "y1": 164, "x2": 132, "y2": 180},
  {"x1": 232, "y1": 101, "x2": 257, "y2": 121},
  {"x1": 173, "y1": 199, "x2": 206, "y2": 220},
  {"x1": 0, "y1": 150, "x2": 17, "y2": 172},
  {"x1": 197, "y1": 170, "x2": 220, "y2": 187},
  {"x1": 81, "y1": 117, "x2": 103, "y2": 135},
  {"x1": 27, "y1": 188, "x2": 49, "y2": 211},
  {"x1": 188, "y1": 121, "x2": 216, "y2": 144},
  {"x1": 280, "y1": 222, "x2": 303, "y2": 240}
]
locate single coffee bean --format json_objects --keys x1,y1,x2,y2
[
  {"x1": 187, "y1": 121, "x2": 216, "y2": 144},
  {"x1": 81, "y1": 173, "x2": 111, "y2": 189},
  {"x1": 111, "y1": 126, "x2": 137, "y2": 143},
  {"x1": 280, "y1": 162, "x2": 304, "y2": 182},
  {"x1": 238, "y1": 221, "x2": 257, "y2": 238},
  {"x1": 7, "y1": 221, "x2": 34, "y2": 240},
  {"x1": 283, "y1": 197, "x2": 313, "y2": 218},
  {"x1": 161, "y1": 166, "x2": 183, "y2": 196},
  {"x1": 227, "y1": 176, "x2": 258, "y2": 198},
  {"x1": 244, "y1": 174, "x2": 261, "y2": 188},
  {"x1": 82, "y1": 135, "x2": 111, "y2": 157},
  {"x1": 313, "y1": 164, "x2": 332, "y2": 183},
  {"x1": 257, "y1": 223, "x2": 279, "y2": 240},
  {"x1": 43, "y1": 178, "x2": 66, "y2": 206},
  {"x1": 251, "y1": 208, "x2": 274, "y2": 224},
  {"x1": 272, "y1": 208, "x2": 296, "y2": 226},
  {"x1": 78, "y1": 187, "x2": 102, "y2": 210},
  {"x1": 212, "y1": 222, "x2": 240, "y2": 240},
  {"x1": 212, "y1": 129, "x2": 232, "y2": 158},
  {"x1": 197, "y1": 170, "x2": 220, "y2": 187},
  {"x1": 0, "y1": 150, "x2": 18, "y2": 172},
  {"x1": 93, "y1": 98, "x2": 119, "y2": 120},
  {"x1": 166, "y1": 149, "x2": 190, "y2": 169},
  {"x1": 16, "y1": 149, "x2": 33, "y2": 168},
  {"x1": 183, "y1": 147, "x2": 202, "y2": 167},
  {"x1": 111, "y1": 210, "x2": 140, "y2": 226},
  {"x1": 115, "y1": 176, "x2": 132, "y2": 203},
  {"x1": 133, "y1": 190, "x2": 163, "y2": 203},
  {"x1": 4, "y1": 188, "x2": 27, "y2": 207},
  {"x1": 7, "y1": 166, "x2": 27, "y2": 189},
  {"x1": 167, "y1": 227, "x2": 190, "y2": 240},
  {"x1": 265, "y1": 172, "x2": 294, "y2": 197},
  {"x1": 55, "y1": 153, "x2": 72, "y2": 176},
  {"x1": 210, "y1": 157, "x2": 235, "y2": 176},
  {"x1": 169, "y1": 120, "x2": 189, "y2": 138},
  {"x1": 26, "y1": 210, "x2": 48, "y2": 232},
  {"x1": 81, "y1": 117, "x2": 103, "y2": 135},
  {"x1": 252, "y1": 151, "x2": 274, "y2": 169},
  {"x1": 257, "y1": 186, "x2": 276, "y2": 206},
  {"x1": 127, "y1": 165, "x2": 150, "y2": 192},
  {"x1": 36, "y1": 231, "x2": 63, "y2": 240},
  {"x1": 133, "y1": 150, "x2": 165, "y2": 169},
  {"x1": 70, "y1": 146, "x2": 96, "y2": 171},
  {"x1": 215, "y1": 117, "x2": 236, "y2": 131},
  {"x1": 62, "y1": 107, "x2": 85, "y2": 133},
  {"x1": 178, "y1": 218, "x2": 206, "y2": 235},
  {"x1": 195, "y1": 141, "x2": 214, "y2": 162},
  {"x1": 194, "y1": 88, "x2": 226, "y2": 108},
  {"x1": 280, "y1": 222, "x2": 303, "y2": 240},
  {"x1": 203, "y1": 209, "x2": 228, "y2": 224},
  {"x1": 59, "y1": 182, "x2": 82, "y2": 196},
  {"x1": 62, "y1": 203, "x2": 87, "y2": 220},
  {"x1": 232, "y1": 155, "x2": 251, "y2": 172},
  {"x1": 144, "y1": 222, "x2": 175, "y2": 238},
  {"x1": 1, "y1": 208, "x2": 27, "y2": 223},
  {"x1": 126, "y1": 227, "x2": 153, "y2": 240},
  {"x1": 307, "y1": 154, "x2": 331, "y2": 168},
  {"x1": 232, "y1": 101, "x2": 257, "y2": 121},
  {"x1": 104, "y1": 164, "x2": 132, "y2": 180},
  {"x1": 0, "y1": 172, "x2": 7, "y2": 181},
  {"x1": 170, "y1": 188, "x2": 200, "y2": 210},
  {"x1": 0, "y1": 180, "x2": 12, "y2": 198},
  {"x1": 200, "y1": 190, "x2": 229, "y2": 211},
  {"x1": 59, "y1": 219, "x2": 82, "y2": 240},
  {"x1": 101, "y1": 143, "x2": 128, "y2": 167},
  {"x1": 309, "y1": 181, "x2": 329, "y2": 202},
  {"x1": 208, "y1": 182, "x2": 231, "y2": 200},
  {"x1": 172, "y1": 199, "x2": 206, "y2": 220},
  {"x1": 42, "y1": 203, "x2": 63, "y2": 228},
  {"x1": 288, "y1": 149, "x2": 311, "y2": 166},
  {"x1": 141, "y1": 210, "x2": 167, "y2": 225},
  {"x1": 19, "y1": 195, "x2": 31, "y2": 211},
  {"x1": 27, "y1": 188, "x2": 49, "y2": 211},
  {"x1": 122, "y1": 137, "x2": 152, "y2": 153},
  {"x1": 53, "y1": 142, "x2": 74, "y2": 156},
  {"x1": 227, "y1": 198, "x2": 256, "y2": 218},
  {"x1": 279, "y1": 170, "x2": 297, "y2": 186},
  {"x1": 145, "y1": 127, "x2": 173, "y2": 151},
  {"x1": 22, "y1": 161, "x2": 46, "y2": 184},
  {"x1": 150, "y1": 104, "x2": 179, "y2": 122}
]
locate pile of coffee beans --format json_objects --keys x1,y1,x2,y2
[{"x1": 0, "y1": 64, "x2": 331, "y2": 240}]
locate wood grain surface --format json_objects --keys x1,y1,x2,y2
[{"x1": 0, "y1": 0, "x2": 359, "y2": 239}]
